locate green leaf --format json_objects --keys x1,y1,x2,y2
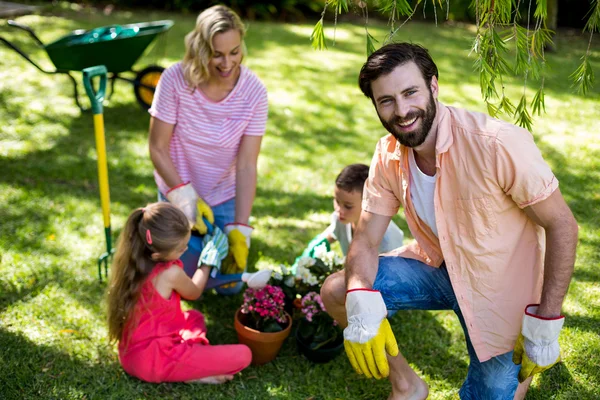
[
  {"x1": 366, "y1": 29, "x2": 378, "y2": 56},
  {"x1": 514, "y1": 95, "x2": 533, "y2": 132},
  {"x1": 570, "y1": 56, "x2": 595, "y2": 95},
  {"x1": 378, "y1": 0, "x2": 414, "y2": 18},
  {"x1": 531, "y1": 87, "x2": 546, "y2": 116},
  {"x1": 263, "y1": 320, "x2": 284, "y2": 333},
  {"x1": 310, "y1": 18, "x2": 326, "y2": 51}
]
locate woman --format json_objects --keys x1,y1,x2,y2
[{"x1": 148, "y1": 5, "x2": 268, "y2": 294}]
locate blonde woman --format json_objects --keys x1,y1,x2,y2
[{"x1": 149, "y1": 5, "x2": 268, "y2": 294}]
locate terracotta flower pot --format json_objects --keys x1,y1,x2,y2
[{"x1": 234, "y1": 308, "x2": 292, "y2": 365}]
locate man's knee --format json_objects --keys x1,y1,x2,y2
[{"x1": 321, "y1": 270, "x2": 345, "y2": 306}]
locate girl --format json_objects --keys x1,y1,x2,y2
[{"x1": 107, "y1": 202, "x2": 251, "y2": 383}]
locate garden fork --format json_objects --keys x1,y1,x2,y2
[{"x1": 83, "y1": 65, "x2": 114, "y2": 281}]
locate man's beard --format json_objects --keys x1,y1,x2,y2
[{"x1": 378, "y1": 93, "x2": 437, "y2": 148}]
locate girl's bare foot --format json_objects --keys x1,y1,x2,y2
[{"x1": 186, "y1": 374, "x2": 234, "y2": 384}]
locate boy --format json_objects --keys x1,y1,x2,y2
[{"x1": 299, "y1": 164, "x2": 404, "y2": 259}]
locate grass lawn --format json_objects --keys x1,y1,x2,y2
[{"x1": 1, "y1": 4, "x2": 599, "y2": 400}]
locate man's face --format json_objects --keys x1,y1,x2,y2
[{"x1": 371, "y1": 61, "x2": 438, "y2": 148}]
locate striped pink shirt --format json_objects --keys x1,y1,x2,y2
[{"x1": 149, "y1": 63, "x2": 268, "y2": 206}]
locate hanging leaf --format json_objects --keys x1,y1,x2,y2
[
  {"x1": 570, "y1": 56, "x2": 595, "y2": 95},
  {"x1": 514, "y1": 95, "x2": 533, "y2": 132},
  {"x1": 310, "y1": 18, "x2": 326, "y2": 51},
  {"x1": 366, "y1": 29, "x2": 379, "y2": 56},
  {"x1": 531, "y1": 87, "x2": 546, "y2": 116}
]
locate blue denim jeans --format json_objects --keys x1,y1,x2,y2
[
  {"x1": 374, "y1": 256, "x2": 520, "y2": 400},
  {"x1": 158, "y1": 192, "x2": 243, "y2": 295}
]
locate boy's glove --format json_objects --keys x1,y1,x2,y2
[
  {"x1": 198, "y1": 225, "x2": 228, "y2": 270},
  {"x1": 343, "y1": 289, "x2": 399, "y2": 379},
  {"x1": 512, "y1": 304, "x2": 565, "y2": 383},
  {"x1": 301, "y1": 233, "x2": 331, "y2": 259},
  {"x1": 193, "y1": 198, "x2": 215, "y2": 235},
  {"x1": 291, "y1": 233, "x2": 331, "y2": 273},
  {"x1": 224, "y1": 224, "x2": 253, "y2": 270},
  {"x1": 166, "y1": 182, "x2": 198, "y2": 225}
]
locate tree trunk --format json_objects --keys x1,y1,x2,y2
[{"x1": 546, "y1": 0, "x2": 559, "y2": 52}]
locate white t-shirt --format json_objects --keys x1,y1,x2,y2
[
  {"x1": 324, "y1": 212, "x2": 404, "y2": 256},
  {"x1": 408, "y1": 149, "x2": 438, "y2": 237}
]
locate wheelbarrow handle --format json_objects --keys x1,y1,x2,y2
[
  {"x1": 7, "y1": 20, "x2": 44, "y2": 47},
  {"x1": 82, "y1": 65, "x2": 108, "y2": 114}
]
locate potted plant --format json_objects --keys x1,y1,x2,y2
[
  {"x1": 234, "y1": 285, "x2": 292, "y2": 365},
  {"x1": 293, "y1": 243, "x2": 344, "y2": 297},
  {"x1": 295, "y1": 291, "x2": 344, "y2": 363}
]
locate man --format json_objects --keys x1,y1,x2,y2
[{"x1": 320, "y1": 43, "x2": 578, "y2": 400}]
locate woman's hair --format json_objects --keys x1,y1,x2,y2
[
  {"x1": 182, "y1": 5, "x2": 246, "y2": 88},
  {"x1": 106, "y1": 202, "x2": 189, "y2": 343}
]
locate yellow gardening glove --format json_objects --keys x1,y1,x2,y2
[
  {"x1": 344, "y1": 290, "x2": 399, "y2": 379},
  {"x1": 221, "y1": 253, "x2": 241, "y2": 275},
  {"x1": 512, "y1": 304, "x2": 565, "y2": 383},
  {"x1": 224, "y1": 224, "x2": 253, "y2": 270},
  {"x1": 193, "y1": 198, "x2": 214, "y2": 235}
]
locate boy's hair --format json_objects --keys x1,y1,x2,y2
[
  {"x1": 107, "y1": 202, "x2": 189, "y2": 344},
  {"x1": 358, "y1": 42, "x2": 439, "y2": 101},
  {"x1": 335, "y1": 164, "x2": 370, "y2": 193}
]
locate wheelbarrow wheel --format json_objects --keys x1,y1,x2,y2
[{"x1": 134, "y1": 65, "x2": 164, "y2": 110}]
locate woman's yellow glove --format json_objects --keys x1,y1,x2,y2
[
  {"x1": 193, "y1": 198, "x2": 214, "y2": 235},
  {"x1": 223, "y1": 224, "x2": 253, "y2": 271},
  {"x1": 343, "y1": 289, "x2": 399, "y2": 379}
]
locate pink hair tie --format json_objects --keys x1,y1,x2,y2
[{"x1": 146, "y1": 230, "x2": 153, "y2": 245}]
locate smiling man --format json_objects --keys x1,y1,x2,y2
[{"x1": 320, "y1": 43, "x2": 578, "y2": 399}]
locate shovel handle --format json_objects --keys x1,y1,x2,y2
[{"x1": 82, "y1": 65, "x2": 107, "y2": 114}]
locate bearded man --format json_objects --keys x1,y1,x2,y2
[{"x1": 320, "y1": 43, "x2": 578, "y2": 400}]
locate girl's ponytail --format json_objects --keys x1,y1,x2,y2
[{"x1": 107, "y1": 208, "x2": 153, "y2": 343}]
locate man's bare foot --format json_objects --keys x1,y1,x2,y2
[
  {"x1": 186, "y1": 374, "x2": 234, "y2": 384},
  {"x1": 388, "y1": 377, "x2": 429, "y2": 400}
]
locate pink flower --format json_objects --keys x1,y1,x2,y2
[{"x1": 241, "y1": 285, "x2": 287, "y2": 329}]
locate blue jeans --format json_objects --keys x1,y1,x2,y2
[
  {"x1": 158, "y1": 192, "x2": 243, "y2": 295},
  {"x1": 374, "y1": 256, "x2": 520, "y2": 400}
]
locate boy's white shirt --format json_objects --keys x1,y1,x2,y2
[{"x1": 325, "y1": 211, "x2": 404, "y2": 256}]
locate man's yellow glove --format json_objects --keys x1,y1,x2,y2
[
  {"x1": 223, "y1": 224, "x2": 253, "y2": 271},
  {"x1": 343, "y1": 289, "x2": 399, "y2": 379},
  {"x1": 512, "y1": 304, "x2": 565, "y2": 383},
  {"x1": 193, "y1": 198, "x2": 214, "y2": 235}
]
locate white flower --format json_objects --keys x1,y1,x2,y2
[
  {"x1": 313, "y1": 243, "x2": 328, "y2": 259},
  {"x1": 296, "y1": 256, "x2": 315, "y2": 271},
  {"x1": 297, "y1": 264, "x2": 319, "y2": 286}
]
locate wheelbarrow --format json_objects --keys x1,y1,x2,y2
[{"x1": 0, "y1": 19, "x2": 173, "y2": 111}]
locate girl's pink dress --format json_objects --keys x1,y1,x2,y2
[{"x1": 118, "y1": 260, "x2": 251, "y2": 382}]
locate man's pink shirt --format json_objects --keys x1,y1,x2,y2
[
  {"x1": 150, "y1": 63, "x2": 268, "y2": 206},
  {"x1": 363, "y1": 102, "x2": 558, "y2": 361}
]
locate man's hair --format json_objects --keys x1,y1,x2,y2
[
  {"x1": 358, "y1": 42, "x2": 439, "y2": 101},
  {"x1": 335, "y1": 164, "x2": 370, "y2": 193}
]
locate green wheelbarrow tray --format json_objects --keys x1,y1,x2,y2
[
  {"x1": 45, "y1": 20, "x2": 174, "y2": 73},
  {"x1": 0, "y1": 19, "x2": 173, "y2": 111}
]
